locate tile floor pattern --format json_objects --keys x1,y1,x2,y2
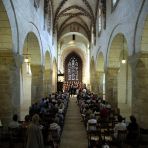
[{"x1": 60, "y1": 97, "x2": 88, "y2": 148}]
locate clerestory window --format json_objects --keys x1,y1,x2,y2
[{"x1": 111, "y1": 0, "x2": 119, "y2": 11}]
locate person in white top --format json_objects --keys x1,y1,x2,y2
[
  {"x1": 114, "y1": 115, "x2": 127, "y2": 138},
  {"x1": 87, "y1": 114, "x2": 97, "y2": 131},
  {"x1": 8, "y1": 114, "x2": 20, "y2": 128}
]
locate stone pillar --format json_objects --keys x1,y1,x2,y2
[
  {"x1": 105, "y1": 67, "x2": 119, "y2": 108},
  {"x1": 90, "y1": 66, "x2": 97, "y2": 93},
  {"x1": 98, "y1": 71, "x2": 104, "y2": 96},
  {"x1": 0, "y1": 52, "x2": 22, "y2": 124},
  {"x1": 31, "y1": 65, "x2": 44, "y2": 103},
  {"x1": 10, "y1": 53, "x2": 23, "y2": 120},
  {"x1": 21, "y1": 62, "x2": 31, "y2": 120},
  {"x1": 130, "y1": 53, "x2": 148, "y2": 128},
  {"x1": 52, "y1": 68, "x2": 57, "y2": 93},
  {"x1": 43, "y1": 67, "x2": 50, "y2": 97}
]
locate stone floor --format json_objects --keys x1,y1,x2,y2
[{"x1": 60, "y1": 96, "x2": 88, "y2": 148}]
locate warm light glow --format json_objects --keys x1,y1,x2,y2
[
  {"x1": 68, "y1": 40, "x2": 75, "y2": 45},
  {"x1": 24, "y1": 57, "x2": 29, "y2": 63},
  {"x1": 27, "y1": 62, "x2": 32, "y2": 75},
  {"x1": 122, "y1": 59, "x2": 126, "y2": 64},
  {"x1": 58, "y1": 76, "x2": 64, "y2": 82}
]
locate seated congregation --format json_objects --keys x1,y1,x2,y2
[
  {"x1": 0, "y1": 92, "x2": 69, "y2": 148},
  {"x1": 77, "y1": 88, "x2": 148, "y2": 148},
  {"x1": 0, "y1": 86, "x2": 148, "y2": 148}
]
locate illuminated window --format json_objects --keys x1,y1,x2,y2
[
  {"x1": 112, "y1": 0, "x2": 119, "y2": 11},
  {"x1": 68, "y1": 57, "x2": 79, "y2": 81},
  {"x1": 98, "y1": 8, "x2": 102, "y2": 33},
  {"x1": 112, "y1": 0, "x2": 117, "y2": 6}
]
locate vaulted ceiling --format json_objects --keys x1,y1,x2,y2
[{"x1": 50, "y1": 0, "x2": 99, "y2": 42}]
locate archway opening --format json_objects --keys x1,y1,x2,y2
[
  {"x1": 23, "y1": 32, "x2": 42, "y2": 106},
  {"x1": 108, "y1": 33, "x2": 131, "y2": 118}
]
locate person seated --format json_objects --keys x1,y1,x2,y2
[
  {"x1": 21, "y1": 114, "x2": 31, "y2": 128},
  {"x1": 50, "y1": 118, "x2": 61, "y2": 137},
  {"x1": 87, "y1": 114, "x2": 97, "y2": 131},
  {"x1": 113, "y1": 115, "x2": 127, "y2": 139},
  {"x1": 8, "y1": 114, "x2": 20, "y2": 128},
  {"x1": 126, "y1": 115, "x2": 139, "y2": 146}
]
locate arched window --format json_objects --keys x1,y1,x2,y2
[
  {"x1": 98, "y1": 8, "x2": 102, "y2": 34},
  {"x1": 112, "y1": 0, "x2": 119, "y2": 10},
  {"x1": 65, "y1": 52, "x2": 82, "y2": 82},
  {"x1": 68, "y1": 57, "x2": 79, "y2": 81}
]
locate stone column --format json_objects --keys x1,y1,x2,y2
[
  {"x1": 21, "y1": 61, "x2": 31, "y2": 120},
  {"x1": 129, "y1": 53, "x2": 148, "y2": 128},
  {"x1": 11, "y1": 54, "x2": 23, "y2": 123},
  {"x1": 105, "y1": 67, "x2": 119, "y2": 108},
  {"x1": 31, "y1": 65, "x2": 44, "y2": 103},
  {"x1": 90, "y1": 63, "x2": 97, "y2": 93},
  {"x1": 98, "y1": 71, "x2": 104, "y2": 96}
]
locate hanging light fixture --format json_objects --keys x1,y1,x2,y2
[
  {"x1": 121, "y1": 37, "x2": 126, "y2": 64},
  {"x1": 72, "y1": 34, "x2": 75, "y2": 41}
]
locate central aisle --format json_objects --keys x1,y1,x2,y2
[{"x1": 60, "y1": 96, "x2": 88, "y2": 148}]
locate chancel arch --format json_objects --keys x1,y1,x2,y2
[
  {"x1": 106, "y1": 33, "x2": 131, "y2": 118},
  {"x1": 64, "y1": 52, "x2": 82, "y2": 82}
]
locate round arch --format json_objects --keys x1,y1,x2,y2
[
  {"x1": 22, "y1": 32, "x2": 42, "y2": 108},
  {"x1": 106, "y1": 33, "x2": 131, "y2": 117},
  {"x1": 108, "y1": 33, "x2": 128, "y2": 68},
  {"x1": 141, "y1": 15, "x2": 148, "y2": 52}
]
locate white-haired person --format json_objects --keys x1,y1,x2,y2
[{"x1": 26, "y1": 114, "x2": 44, "y2": 148}]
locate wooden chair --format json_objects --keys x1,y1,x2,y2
[
  {"x1": 48, "y1": 129, "x2": 60, "y2": 148},
  {"x1": 126, "y1": 128, "x2": 140, "y2": 148},
  {"x1": 87, "y1": 123, "x2": 101, "y2": 147},
  {"x1": 8, "y1": 127, "x2": 26, "y2": 148},
  {"x1": 0, "y1": 126, "x2": 9, "y2": 147},
  {"x1": 139, "y1": 128, "x2": 148, "y2": 147},
  {"x1": 116, "y1": 130, "x2": 127, "y2": 148}
]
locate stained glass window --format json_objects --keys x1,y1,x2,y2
[
  {"x1": 112, "y1": 0, "x2": 117, "y2": 6},
  {"x1": 98, "y1": 8, "x2": 102, "y2": 33},
  {"x1": 68, "y1": 57, "x2": 79, "y2": 81}
]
